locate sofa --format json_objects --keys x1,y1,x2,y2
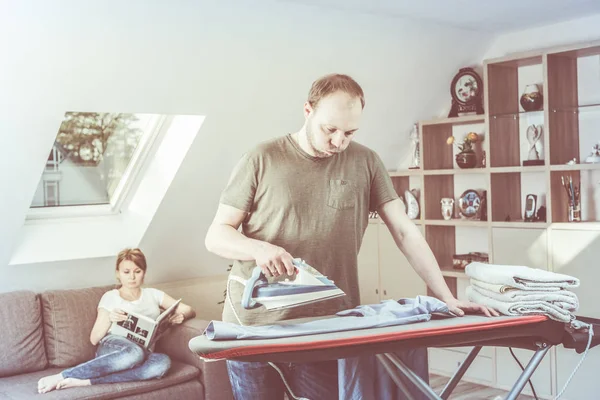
[{"x1": 0, "y1": 285, "x2": 235, "y2": 400}]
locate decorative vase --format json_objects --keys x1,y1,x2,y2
[
  {"x1": 441, "y1": 198, "x2": 454, "y2": 220},
  {"x1": 520, "y1": 84, "x2": 543, "y2": 112},
  {"x1": 456, "y1": 151, "x2": 477, "y2": 169}
]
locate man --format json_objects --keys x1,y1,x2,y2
[{"x1": 205, "y1": 73, "x2": 498, "y2": 399}]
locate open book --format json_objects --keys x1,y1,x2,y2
[
  {"x1": 242, "y1": 259, "x2": 345, "y2": 311},
  {"x1": 110, "y1": 298, "x2": 181, "y2": 349}
]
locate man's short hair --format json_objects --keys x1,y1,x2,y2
[{"x1": 308, "y1": 73, "x2": 365, "y2": 110}]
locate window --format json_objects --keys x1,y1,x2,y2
[
  {"x1": 29, "y1": 112, "x2": 166, "y2": 217},
  {"x1": 44, "y1": 181, "x2": 59, "y2": 206}
]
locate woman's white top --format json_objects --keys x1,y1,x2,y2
[{"x1": 98, "y1": 288, "x2": 165, "y2": 320}]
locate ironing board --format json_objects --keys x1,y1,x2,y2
[{"x1": 189, "y1": 314, "x2": 599, "y2": 400}]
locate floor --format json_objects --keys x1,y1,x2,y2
[{"x1": 430, "y1": 374, "x2": 536, "y2": 400}]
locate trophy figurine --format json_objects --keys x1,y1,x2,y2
[
  {"x1": 585, "y1": 142, "x2": 600, "y2": 164},
  {"x1": 523, "y1": 124, "x2": 544, "y2": 166},
  {"x1": 409, "y1": 123, "x2": 420, "y2": 169}
]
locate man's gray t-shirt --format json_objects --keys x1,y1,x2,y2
[{"x1": 219, "y1": 134, "x2": 399, "y2": 325}]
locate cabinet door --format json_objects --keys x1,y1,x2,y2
[
  {"x1": 552, "y1": 229, "x2": 600, "y2": 319},
  {"x1": 357, "y1": 222, "x2": 380, "y2": 305},
  {"x1": 492, "y1": 228, "x2": 548, "y2": 269},
  {"x1": 378, "y1": 222, "x2": 427, "y2": 300}
]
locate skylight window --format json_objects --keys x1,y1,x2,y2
[{"x1": 29, "y1": 112, "x2": 166, "y2": 218}]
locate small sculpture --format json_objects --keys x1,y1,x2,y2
[
  {"x1": 585, "y1": 142, "x2": 600, "y2": 164},
  {"x1": 404, "y1": 190, "x2": 420, "y2": 220},
  {"x1": 523, "y1": 124, "x2": 544, "y2": 166},
  {"x1": 409, "y1": 124, "x2": 420, "y2": 169},
  {"x1": 441, "y1": 198, "x2": 454, "y2": 221}
]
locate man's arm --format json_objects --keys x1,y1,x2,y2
[
  {"x1": 204, "y1": 203, "x2": 295, "y2": 276},
  {"x1": 377, "y1": 198, "x2": 498, "y2": 317}
]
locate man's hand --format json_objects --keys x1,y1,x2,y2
[
  {"x1": 254, "y1": 243, "x2": 296, "y2": 277},
  {"x1": 168, "y1": 313, "x2": 185, "y2": 325},
  {"x1": 445, "y1": 298, "x2": 500, "y2": 317}
]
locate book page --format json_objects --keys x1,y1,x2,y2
[
  {"x1": 147, "y1": 298, "x2": 182, "y2": 349},
  {"x1": 111, "y1": 313, "x2": 157, "y2": 348}
]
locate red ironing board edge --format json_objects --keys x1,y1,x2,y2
[{"x1": 202, "y1": 315, "x2": 549, "y2": 360}]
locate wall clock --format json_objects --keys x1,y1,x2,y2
[
  {"x1": 458, "y1": 189, "x2": 481, "y2": 219},
  {"x1": 448, "y1": 67, "x2": 484, "y2": 117}
]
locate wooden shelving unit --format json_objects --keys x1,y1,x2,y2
[{"x1": 385, "y1": 40, "x2": 600, "y2": 295}]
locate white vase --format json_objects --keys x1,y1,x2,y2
[{"x1": 441, "y1": 198, "x2": 454, "y2": 220}]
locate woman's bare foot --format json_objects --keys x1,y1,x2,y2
[
  {"x1": 37, "y1": 373, "x2": 64, "y2": 394},
  {"x1": 56, "y1": 377, "x2": 91, "y2": 390}
]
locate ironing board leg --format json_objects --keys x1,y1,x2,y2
[
  {"x1": 440, "y1": 346, "x2": 482, "y2": 399},
  {"x1": 505, "y1": 344, "x2": 550, "y2": 400},
  {"x1": 375, "y1": 354, "x2": 418, "y2": 400},
  {"x1": 383, "y1": 353, "x2": 442, "y2": 400}
]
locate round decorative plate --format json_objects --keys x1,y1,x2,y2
[{"x1": 458, "y1": 190, "x2": 481, "y2": 219}]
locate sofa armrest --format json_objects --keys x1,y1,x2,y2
[{"x1": 155, "y1": 318, "x2": 234, "y2": 400}]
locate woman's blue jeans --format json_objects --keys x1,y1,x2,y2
[{"x1": 61, "y1": 334, "x2": 171, "y2": 384}]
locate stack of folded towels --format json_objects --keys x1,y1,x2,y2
[{"x1": 465, "y1": 262, "x2": 580, "y2": 323}]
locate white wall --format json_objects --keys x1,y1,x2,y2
[
  {"x1": 0, "y1": 0, "x2": 493, "y2": 293},
  {"x1": 483, "y1": 13, "x2": 600, "y2": 59}
]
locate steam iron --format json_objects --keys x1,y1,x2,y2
[{"x1": 241, "y1": 259, "x2": 345, "y2": 310}]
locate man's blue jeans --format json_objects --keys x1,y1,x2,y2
[
  {"x1": 61, "y1": 334, "x2": 171, "y2": 384},
  {"x1": 226, "y1": 359, "x2": 338, "y2": 400}
]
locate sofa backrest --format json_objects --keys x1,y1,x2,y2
[
  {"x1": 0, "y1": 290, "x2": 48, "y2": 377},
  {"x1": 40, "y1": 285, "x2": 113, "y2": 368}
]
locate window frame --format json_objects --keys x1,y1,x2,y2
[{"x1": 26, "y1": 114, "x2": 169, "y2": 221}]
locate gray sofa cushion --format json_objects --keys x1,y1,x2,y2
[
  {"x1": 0, "y1": 291, "x2": 47, "y2": 377},
  {"x1": 0, "y1": 360, "x2": 199, "y2": 400},
  {"x1": 40, "y1": 285, "x2": 113, "y2": 368}
]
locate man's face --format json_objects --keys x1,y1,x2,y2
[{"x1": 304, "y1": 91, "x2": 362, "y2": 158}]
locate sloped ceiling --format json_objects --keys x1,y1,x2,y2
[{"x1": 276, "y1": 0, "x2": 600, "y2": 33}]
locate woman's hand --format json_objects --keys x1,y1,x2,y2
[
  {"x1": 168, "y1": 313, "x2": 185, "y2": 325},
  {"x1": 108, "y1": 309, "x2": 128, "y2": 323}
]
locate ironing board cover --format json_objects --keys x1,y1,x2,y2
[{"x1": 189, "y1": 314, "x2": 565, "y2": 363}]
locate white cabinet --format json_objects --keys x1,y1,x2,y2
[
  {"x1": 357, "y1": 220, "x2": 427, "y2": 304},
  {"x1": 378, "y1": 221, "x2": 427, "y2": 300},
  {"x1": 357, "y1": 221, "x2": 381, "y2": 305},
  {"x1": 491, "y1": 228, "x2": 548, "y2": 270},
  {"x1": 552, "y1": 229, "x2": 600, "y2": 400}
]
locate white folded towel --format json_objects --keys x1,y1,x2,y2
[
  {"x1": 470, "y1": 278, "x2": 579, "y2": 311},
  {"x1": 466, "y1": 286, "x2": 573, "y2": 323},
  {"x1": 465, "y1": 262, "x2": 580, "y2": 291}
]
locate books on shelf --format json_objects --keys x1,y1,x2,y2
[{"x1": 110, "y1": 298, "x2": 181, "y2": 349}]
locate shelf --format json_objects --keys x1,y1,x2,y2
[
  {"x1": 440, "y1": 267, "x2": 467, "y2": 279},
  {"x1": 424, "y1": 219, "x2": 488, "y2": 227},
  {"x1": 550, "y1": 164, "x2": 600, "y2": 171},
  {"x1": 550, "y1": 103, "x2": 600, "y2": 113},
  {"x1": 490, "y1": 110, "x2": 544, "y2": 119},
  {"x1": 423, "y1": 168, "x2": 488, "y2": 175},
  {"x1": 368, "y1": 218, "x2": 422, "y2": 226},
  {"x1": 550, "y1": 222, "x2": 600, "y2": 231},
  {"x1": 491, "y1": 221, "x2": 549, "y2": 229},
  {"x1": 420, "y1": 115, "x2": 485, "y2": 127},
  {"x1": 490, "y1": 166, "x2": 546, "y2": 173},
  {"x1": 389, "y1": 169, "x2": 422, "y2": 177}
]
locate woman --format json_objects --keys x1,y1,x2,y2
[{"x1": 37, "y1": 248, "x2": 196, "y2": 394}]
